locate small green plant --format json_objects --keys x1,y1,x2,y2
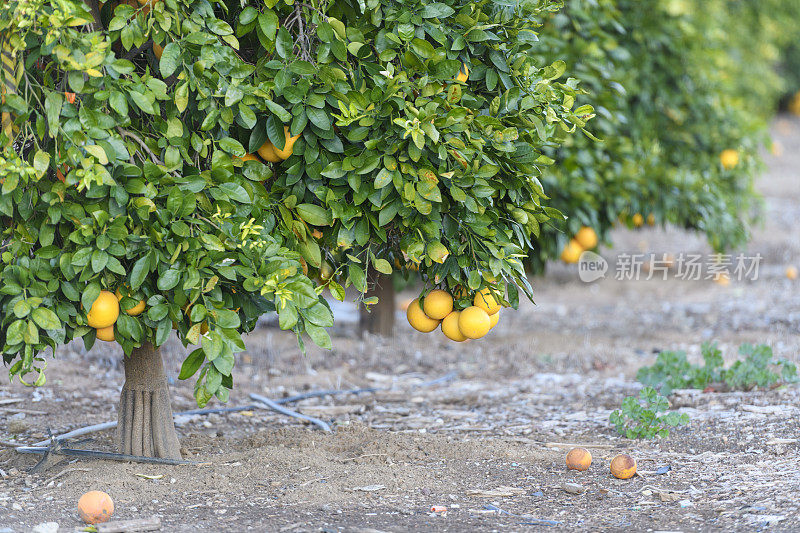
[
  {"x1": 637, "y1": 342, "x2": 797, "y2": 395},
  {"x1": 609, "y1": 387, "x2": 689, "y2": 440}
]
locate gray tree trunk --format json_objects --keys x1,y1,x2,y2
[{"x1": 116, "y1": 342, "x2": 182, "y2": 459}]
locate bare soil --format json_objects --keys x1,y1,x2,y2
[{"x1": 2, "y1": 117, "x2": 800, "y2": 532}]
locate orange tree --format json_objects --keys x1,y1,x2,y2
[
  {"x1": 0, "y1": 0, "x2": 589, "y2": 453},
  {"x1": 528, "y1": 0, "x2": 775, "y2": 268},
  {"x1": 0, "y1": 0, "x2": 332, "y2": 458},
  {"x1": 255, "y1": 0, "x2": 591, "y2": 336}
]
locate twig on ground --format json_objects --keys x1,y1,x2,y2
[
  {"x1": 0, "y1": 398, "x2": 24, "y2": 405},
  {"x1": 42, "y1": 467, "x2": 91, "y2": 486},
  {"x1": 0, "y1": 407, "x2": 47, "y2": 415},
  {"x1": 249, "y1": 393, "x2": 332, "y2": 432}
]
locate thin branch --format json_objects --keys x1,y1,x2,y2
[{"x1": 116, "y1": 127, "x2": 164, "y2": 166}]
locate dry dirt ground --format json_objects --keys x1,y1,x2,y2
[{"x1": 2, "y1": 117, "x2": 800, "y2": 532}]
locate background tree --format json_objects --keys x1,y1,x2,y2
[{"x1": 0, "y1": 0, "x2": 588, "y2": 453}]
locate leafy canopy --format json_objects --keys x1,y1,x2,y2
[{"x1": 0, "y1": 0, "x2": 586, "y2": 403}]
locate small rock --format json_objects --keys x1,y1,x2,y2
[
  {"x1": 560, "y1": 482, "x2": 585, "y2": 495},
  {"x1": 32, "y1": 523, "x2": 59, "y2": 533},
  {"x1": 352, "y1": 485, "x2": 386, "y2": 492}
]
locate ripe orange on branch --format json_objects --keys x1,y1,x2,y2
[
  {"x1": 96, "y1": 326, "x2": 115, "y2": 342},
  {"x1": 274, "y1": 126, "x2": 301, "y2": 159},
  {"x1": 441, "y1": 310, "x2": 467, "y2": 342},
  {"x1": 406, "y1": 298, "x2": 440, "y2": 332},
  {"x1": 423, "y1": 289, "x2": 453, "y2": 320},
  {"x1": 86, "y1": 291, "x2": 120, "y2": 329},
  {"x1": 574, "y1": 226, "x2": 597, "y2": 250},
  {"x1": 473, "y1": 287, "x2": 500, "y2": 315},
  {"x1": 720, "y1": 149, "x2": 739, "y2": 170},
  {"x1": 561, "y1": 239, "x2": 583, "y2": 264},
  {"x1": 115, "y1": 288, "x2": 146, "y2": 316},
  {"x1": 458, "y1": 306, "x2": 491, "y2": 339}
]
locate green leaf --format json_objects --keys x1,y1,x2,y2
[
  {"x1": 130, "y1": 255, "x2": 150, "y2": 290},
  {"x1": 266, "y1": 99, "x2": 291, "y2": 123},
  {"x1": 160, "y1": 43, "x2": 181, "y2": 77},
  {"x1": 157, "y1": 269, "x2": 181, "y2": 291},
  {"x1": 421, "y1": 3, "x2": 455, "y2": 18},
  {"x1": 349, "y1": 264, "x2": 366, "y2": 293},
  {"x1": 179, "y1": 349, "x2": 205, "y2": 380},
  {"x1": 305, "y1": 322, "x2": 332, "y2": 349},
  {"x1": 302, "y1": 302, "x2": 334, "y2": 327},
  {"x1": 279, "y1": 303, "x2": 299, "y2": 330},
  {"x1": 373, "y1": 259, "x2": 392, "y2": 275},
  {"x1": 411, "y1": 38, "x2": 435, "y2": 59},
  {"x1": 296, "y1": 204, "x2": 332, "y2": 226},
  {"x1": 306, "y1": 107, "x2": 331, "y2": 130}
]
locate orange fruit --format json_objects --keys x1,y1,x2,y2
[
  {"x1": 786, "y1": 266, "x2": 798, "y2": 280},
  {"x1": 631, "y1": 213, "x2": 644, "y2": 227},
  {"x1": 87, "y1": 291, "x2": 120, "y2": 329},
  {"x1": 78, "y1": 490, "x2": 114, "y2": 524},
  {"x1": 441, "y1": 311, "x2": 467, "y2": 342},
  {"x1": 423, "y1": 289, "x2": 453, "y2": 320},
  {"x1": 406, "y1": 298, "x2": 440, "y2": 332},
  {"x1": 561, "y1": 239, "x2": 583, "y2": 264},
  {"x1": 64, "y1": 92, "x2": 76, "y2": 104},
  {"x1": 458, "y1": 306, "x2": 490, "y2": 339},
  {"x1": 273, "y1": 126, "x2": 302, "y2": 159},
  {"x1": 237, "y1": 153, "x2": 260, "y2": 163},
  {"x1": 115, "y1": 288, "x2": 145, "y2": 316},
  {"x1": 610, "y1": 454, "x2": 637, "y2": 479},
  {"x1": 257, "y1": 141, "x2": 282, "y2": 163},
  {"x1": 473, "y1": 287, "x2": 500, "y2": 315},
  {"x1": 646, "y1": 214, "x2": 655, "y2": 226},
  {"x1": 566, "y1": 448, "x2": 592, "y2": 471},
  {"x1": 456, "y1": 63, "x2": 469, "y2": 83},
  {"x1": 488, "y1": 309, "x2": 500, "y2": 330},
  {"x1": 96, "y1": 326, "x2": 115, "y2": 342},
  {"x1": 574, "y1": 226, "x2": 597, "y2": 250},
  {"x1": 720, "y1": 149, "x2": 739, "y2": 170}
]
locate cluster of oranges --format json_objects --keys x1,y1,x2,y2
[
  {"x1": 407, "y1": 288, "x2": 501, "y2": 341},
  {"x1": 566, "y1": 448, "x2": 637, "y2": 480},
  {"x1": 86, "y1": 289, "x2": 146, "y2": 342},
  {"x1": 560, "y1": 226, "x2": 598, "y2": 264}
]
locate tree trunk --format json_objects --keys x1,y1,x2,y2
[
  {"x1": 116, "y1": 342, "x2": 182, "y2": 459},
  {"x1": 359, "y1": 272, "x2": 396, "y2": 337}
]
